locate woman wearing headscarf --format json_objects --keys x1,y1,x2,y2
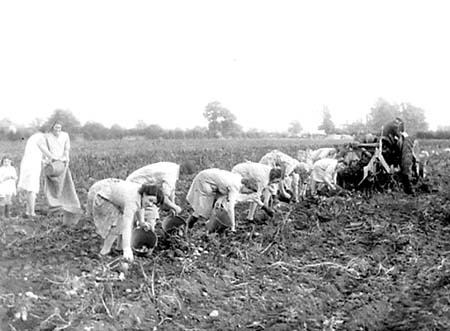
[{"x1": 186, "y1": 168, "x2": 264, "y2": 232}]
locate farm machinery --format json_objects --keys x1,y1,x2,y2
[{"x1": 337, "y1": 131, "x2": 424, "y2": 194}]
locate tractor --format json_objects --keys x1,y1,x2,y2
[{"x1": 337, "y1": 130, "x2": 424, "y2": 194}]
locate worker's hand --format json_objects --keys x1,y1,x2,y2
[
  {"x1": 123, "y1": 248, "x2": 134, "y2": 262},
  {"x1": 173, "y1": 205, "x2": 182, "y2": 215}
]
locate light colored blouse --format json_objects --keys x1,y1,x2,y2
[
  {"x1": 231, "y1": 161, "x2": 272, "y2": 193},
  {"x1": 45, "y1": 131, "x2": 70, "y2": 161},
  {"x1": 0, "y1": 165, "x2": 17, "y2": 197},
  {"x1": 259, "y1": 150, "x2": 300, "y2": 177},
  {"x1": 126, "y1": 162, "x2": 179, "y2": 197}
]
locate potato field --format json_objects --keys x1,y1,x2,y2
[{"x1": 1, "y1": 138, "x2": 450, "y2": 331}]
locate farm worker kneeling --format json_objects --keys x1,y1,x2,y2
[
  {"x1": 231, "y1": 161, "x2": 282, "y2": 221},
  {"x1": 185, "y1": 168, "x2": 266, "y2": 232},
  {"x1": 87, "y1": 179, "x2": 180, "y2": 261},
  {"x1": 126, "y1": 161, "x2": 182, "y2": 213},
  {"x1": 259, "y1": 149, "x2": 308, "y2": 202},
  {"x1": 310, "y1": 158, "x2": 345, "y2": 196}
]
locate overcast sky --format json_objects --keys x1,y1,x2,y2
[{"x1": 1, "y1": 0, "x2": 448, "y2": 132}]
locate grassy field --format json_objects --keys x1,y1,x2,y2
[{"x1": 1, "y1": 138, "x2": 450, "y2": 331}]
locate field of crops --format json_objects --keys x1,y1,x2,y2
[{"x1": 1, "y1": 138, "x2": 450, "y2": 331}]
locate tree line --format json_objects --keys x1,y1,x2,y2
[{"x1": 0, "y1": 98, "x2": 444, "y2": 141}]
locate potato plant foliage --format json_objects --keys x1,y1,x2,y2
[{"x1": 1, "y1": 138, "x2": 450, "y2": 331}]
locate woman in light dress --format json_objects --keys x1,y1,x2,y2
[
  {"x1": 87, "y1": 179, "x2": 175, "y2": 261},
  {"x1": 259, "y1": 150, "x2": 310, "y2": 202},
  {"x1": 310, "y1": 158, "x2": 345, "y2": 195},
  {"x1": 17, "y1": 130, "x2": 57, "y2": 217},
  {"x1": 231, "y1": 161, "x2": 281, "y2": 220},
  {"x1": 126, "y1": 161, "x2": 182, "y2": 214},
  {"x1": 186, "y1": 168, "x2": 264, "y2": 232},
  {"x1": 0, "y1": 156, "x2": 18, "y2": 218},
  {"x1": 43, "y1": 121, "x2": 82, "y2": 224}
]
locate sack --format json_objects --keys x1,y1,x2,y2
[{"x1": 44, "y1": 160, "x2": 66, "y2": 177}]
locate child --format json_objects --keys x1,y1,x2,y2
[{"x1": 0, "y1": 156, "x2": 18, "y2": 218}]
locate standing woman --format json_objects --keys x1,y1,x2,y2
[
  {"x1": 44, "y1": 120, "x2": 82, "y2": 225},
  {"x1": 17, "y1": 129, "x2": 56, "y2": 217}
]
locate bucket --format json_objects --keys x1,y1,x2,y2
[
  {"x1": 205, "y1": 208, "x2": 232, "y2": 233},
  {"x1": 161, "y1": 215, "x2": 186, "y2": 234},
  {"x1": 44, "y1": 161, "x2": 66, "y2": 178},
  {"x1": 131, "y1": 227, "x2": 158, "y2": 256}
]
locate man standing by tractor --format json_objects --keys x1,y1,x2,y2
[
  {"x1": 381, "y1": 117, "x2": 418, "y2": 194},
  {"x1": 382, "y1": 117, "x2": 405, "y2": 146}
]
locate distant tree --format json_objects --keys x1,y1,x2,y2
[
  {"x1": 288, "y1": 120, "x2": 302, "y2": 136},
  {"x1": 145, "y1": 124, "x2": 165, "y2": 139},
  {"x1": 367, "y1": 98, "x2": 400, "y2": 134},
  {"x1": 400, "y1": 102, "x2": 428, "y2": 136},
  {"x1": 42, "y1": 109, "x2": 82, "y2": 133},
  {"x1": 437, "y1": 125, "x2": 450, "y2": 132},
  {"x1": 185, "y1": 126, "x2": 208, "y2": 139},
  {"x1": 367, "y1": 99, "x2": 428, "y2": 136},
  {"x1": 82, "y1": 121, "x2": 109, "y2": 140},
  {"x1": 110, "y1": 124, "x2": 126, "y2": 139},
  {"x1": 29, "y1": 117, "x2": 46, "y2": 130},
  {"x1": 203, "y1": 101, "x2": 242, "y2": 137},
  {"x1": 318, "y1": 106, "x2": 335, "y2": 134},
  {"x1": 169, "y1": 128, "x2": 186, "y2": 139},
  {"x1": 135, "y1": 120, "x2": 147, "y2": 130}
]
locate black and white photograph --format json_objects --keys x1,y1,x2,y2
[{"x1": 0, "y1": 1, "x2": 449, "y2": 330}]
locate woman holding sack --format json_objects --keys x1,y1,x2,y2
[{"x1": 43, "y1": 120, "x2": 82, "y2": 225}]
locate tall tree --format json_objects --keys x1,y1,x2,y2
[
  {"x1": 135, "y1": 120, "x2": 147, "y2": 130},
  {"x1": 367, "y1": 99, "x2": 428, "y2": 136},
  {"x1": 203, "y1": 101, "x2": 241, "y2": 137},
  {"x1": 367, "y1": 98, "x2": 400, "y2": 134},
  {"x1": 399, "y1": 103, "x2": 428, "y2": 136},
  {"x1": 288, "y1": 120, "x2": 302, "y2": 136},
  {"x1": 42, "y1": 109, "x2": 82, "y2": 133},
  {"x1": 318, "y1": 106, "x2": 335, "y2": 134},
  {"x1": 82, "y1": 121, "x2": 109, "y2": 140}
]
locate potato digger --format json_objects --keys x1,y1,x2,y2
[{"x1": 337, "y1": 130, "x2": 425, "y2": 194}]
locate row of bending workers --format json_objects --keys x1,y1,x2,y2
[{"x1": 87, "y1": 148, "x2": 344, "y2": 262}]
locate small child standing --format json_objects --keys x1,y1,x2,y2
[{"x1": 0, "y1": 156, "x2": 18, "y2": 218}]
